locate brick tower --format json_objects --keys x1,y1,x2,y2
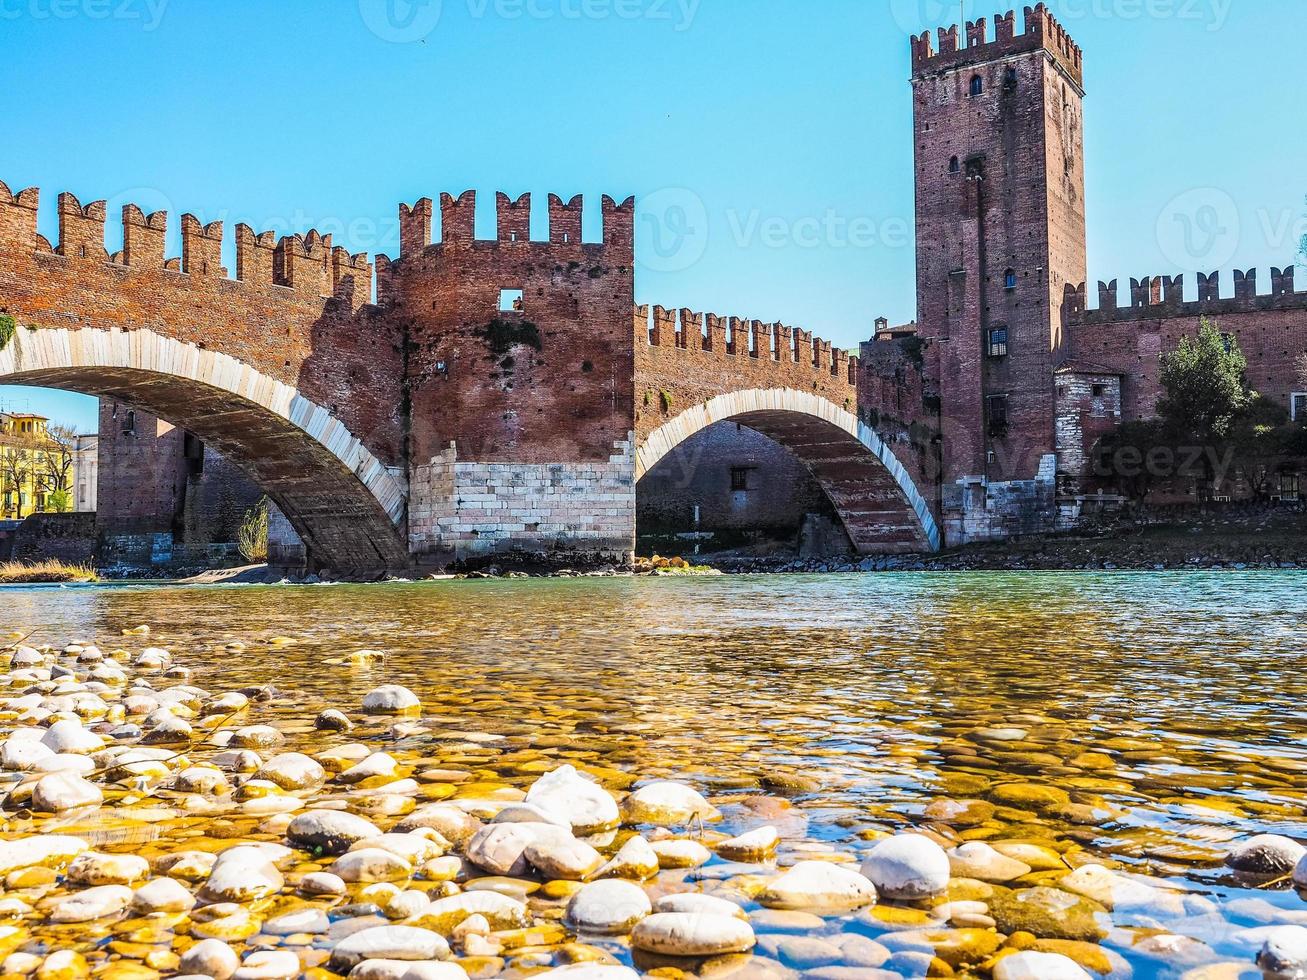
[{"x1": 911, "y1": 4, "x2": 1086, "y2": 487}]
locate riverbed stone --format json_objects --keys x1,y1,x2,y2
[
  {"x1": 0, "y1": 835, "x2": 87, "y2": 874},
  {"x1": 860, "y1": 834, "x2": 950, "y2": 900},
  {"x1": 465, "y1": 822, "x2": 570, "y2": 877},
  {"x1": 362, "y1": 686, "x2": 422, "y2": 715},
  {"x1": 287, "y1": 810, "x2": 382, "y2": 855},
  {"x1": 1227, "y1": 835, "x2": 1306, "y2": 875},
  {"x1": 397, "y1": 804, "x2": 481, "y2": 844},
  {"x1": 631, "y1": 912, "x2": 755, "y2": 956},
  {"x1": 595, "y1": 835, "x2": 659, "y2": 879},
  {"x1": 651, "y1": 839, "x2": 712, "y2": 869},
  {"x1": 130, "y1": 876, "x2": 195, "y2": 914},
  {"x1": 621, "y1": 781, "x2": 720, "y2": 825},
  {"x1": 988, "y1": 886, "x2": 1107, "y2": 942},
  {"x1": 717, "y1": 826, "x2": 780, "y2": 862},
  {"x1": 657, "y1": 894, "x2": 746, "y2": 919},
  {"x1": 993, "y1": 951, "x2": 1093, "y2": 979},
  {"x1": 32, "y1": 771, "x2": 102, "y2": 812},
  {"x1": 419, "y1": 890, "x2": 531, "y2": 932},
  {"x1": 947, "y1": 841, "x2": 1032, "y2": 883},
  {"x1": 257, "y1": 752, "x2": 326, "y2": 791},
  {"x1": 1257, "y1": 926, "x2": 1307, "y2": 980},
  {"x1": 758, "y1": 861, "x2": 877, "y2": 911},
  {"x1": 566, "y1": 879, "x2": 652, "y2": 934},
  {"x1": 65, "y1": 851, "x2": 149, "y2": 886},
  {"x1": 232, "y1": 950, "x2": 301, "y2": 980},
  {"x1": 329, "y1": 925, "x2": 450, "y2": 971},
  {"x1": 525, "y1": 835, "x2": 604, "y2": 880},
  {"x1": 332, "y1": 847, "x2": 413, "y2": 883},
  {"x1": 523, "y1": 765, "x2": 620, "y2": 834},
  {"x1": 49, "y1": 884, "x2": 133, "y2": 923},
  {"x1": 40, "y1": 719, "x2": 103, "y2": 754}
]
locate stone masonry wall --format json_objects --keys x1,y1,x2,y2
[{"x1": 409, "y1": 438, "x2": 636, "y2": 563}]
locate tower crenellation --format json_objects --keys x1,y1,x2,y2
[{"x1": 911, "y1": 6, "x2": 1083, "y2": 87}]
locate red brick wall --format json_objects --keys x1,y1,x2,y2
[
  {"x1": 857, "y1": 336, "x2": 941, "y2": 504},
  {"x1": 1063, "y1": 272, "x2": 1307, "y2": 424},
  {"x1": 633, "y1": 305, "x2": 857, "y2": 443},
  {"x1": 0, "y1": 182, "x2": 406, "y2": 467},
  {"x1": 911, "y1": 6, "x2": 1086, "y2": 483},
  {"x1": 96, "y1": 400, "x2": 187, "y2": 536},
  {"x1": 390, "y1": 192, "x2": 636, "y2": 465}
]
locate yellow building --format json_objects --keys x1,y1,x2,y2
[{"x1": 0, "y1": 412, "x2": 71, "y2": 520}]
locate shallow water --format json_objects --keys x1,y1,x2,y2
[{"x1": 3, "y1": 571, "x2": 1306, "y2": 978}]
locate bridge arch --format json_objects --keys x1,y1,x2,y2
[
  {"x1": 636, "y1": 388, "x2": 940, "y2": 553},
  {"x1": 0, "y1": 327, "x2": 409, "y2": 575}
]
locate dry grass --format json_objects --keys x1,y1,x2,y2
[{"x1": 0, "y1": 559, "x2": 99, "y2": 584}]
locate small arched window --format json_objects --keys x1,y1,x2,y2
[
  {"x1": 949, "y1": 156, "x2": 960, "y2": 174},
  {"x1": 969, "y1": 75, "x2": 984, "y2": 96},
  {"x1": 1004, "y1": 269, "x2": 1018, "y2": 290}
]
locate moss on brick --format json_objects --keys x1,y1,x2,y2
[
  {"x1": 0, "y1": 315, "x2": 14, "y2": 352},
  {"x1": 479, "y1": 319, "x2": 542, "y2": 357}
]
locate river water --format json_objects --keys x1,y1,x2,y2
[{"x1": 2, "y1": 571, "x2": 1305, "y2": 978}]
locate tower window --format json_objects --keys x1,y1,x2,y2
[
  {"x1": 730, "y1": 467, "x2": 752, "y2": 492},
  {"x1": 1091, "y1": 383, "x2": 1107, "y2": 399},
  {"x1": 986, "y1": 395, "x2": 1009, "y2": 438},
  {"x1": 123, "y1": 411, "x2": 136, "y2": 436},
  {"x1": 949, "y1": 156, "x2": 960, "y2": 174},
  {"x1": 1004, "y1": 269, "x2": 1018, "y2": 290},
  {"x1": 987, "y1": 327, "x2": 1008, "y2": 359},
  {"x1": 969, "y1": 75, "x2": 984, "y2": 97}
]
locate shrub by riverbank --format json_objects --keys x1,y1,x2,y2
[{"x1": 0, "y1": 559, "x2": 99, "y2": 584}]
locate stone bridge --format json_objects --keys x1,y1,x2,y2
[{"x1": 0, "y1": 179, "x2": 938, "y2": 574}]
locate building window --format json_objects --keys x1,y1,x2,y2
[
  {"x1": 987, "y1": 326, "x2": 1008, "y2": 359},
  {"x1": 969, "y1": 75, "x2": 983, "y2": 96},
  {"x1": 1005, "y1": 65, "x2": 1018, "y2": 87},
  {"x1": 1004, "y1": 268, "x2": 1017, "y2": 290},
  {"x1": 986, "y1": 394, "x2": 1009, "y2": 438},
  {"x1": 949, "y1": 156, "x2": 960, "y2": 174},
  {"x1": 499, "y1": 288, "x2": 524, "y2": 313},
  {"x1": 1282, "y1": 473, "x2": 1301, "y2": 499},
  {"x1": 122, "y1": 410, "x2": 136, "y2": 436},
  {"x1": 730, "y1": 467, "x2": 752, "y2": 492},
  {"x1": 1091, "y1": 383, "x2": 1107, "y2": 398},
  {"x1": 1291, "y1": 393, "x2": 1307, "y2": 421}
]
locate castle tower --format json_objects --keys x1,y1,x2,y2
[{"x1": 911, "y1": 5, "x2": 1086, "y2": 487}]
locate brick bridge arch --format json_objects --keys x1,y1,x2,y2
[
  {"x1": 0, "y1": 326, "x2": 409, "y2": 574},
  {"x1": 633, "y1": 306, "x2": 940, "y2": 554},
  {"x1": 636, "y1": 388, "x2": 940, "y2": 553}
]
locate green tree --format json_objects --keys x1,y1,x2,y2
[
  {"x1": 46, "y1": 489, "x2": 72, "y2": 513},
  {"x1": 1157, "y1": 317, "x2": 1251, "y2": 446}
]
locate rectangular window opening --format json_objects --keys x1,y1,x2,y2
[
  {"x1": 987, "y1": 327, "x2": 1008, "y2": 359},
  {"x1": 730, "y1": 467, "x2": 753, "y2": 492},
  {"x1": 1291, "y1": 392, "x2": 1307, "y2": 422},
  {"x1": 498, "y1": 288, "x2": 525, "y2": 313},
  {"x1": 986, "y1": 394, "x2": 1009, "y2": 438},
  {"x1": 1091, "y1": 383, "x2": 1107, "y2": 398}
]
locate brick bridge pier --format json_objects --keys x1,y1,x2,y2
[{"x1": 0, "y1": 180, "x2": 938, "y2": 575}]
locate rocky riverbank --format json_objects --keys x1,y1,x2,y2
[{"x1": 1, "y1": 628, "x2": 1305, "y2": 978}]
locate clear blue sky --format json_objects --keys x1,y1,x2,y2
[{"x1": 2, "y1": 0, "x2": 1302, "y2": 433}]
